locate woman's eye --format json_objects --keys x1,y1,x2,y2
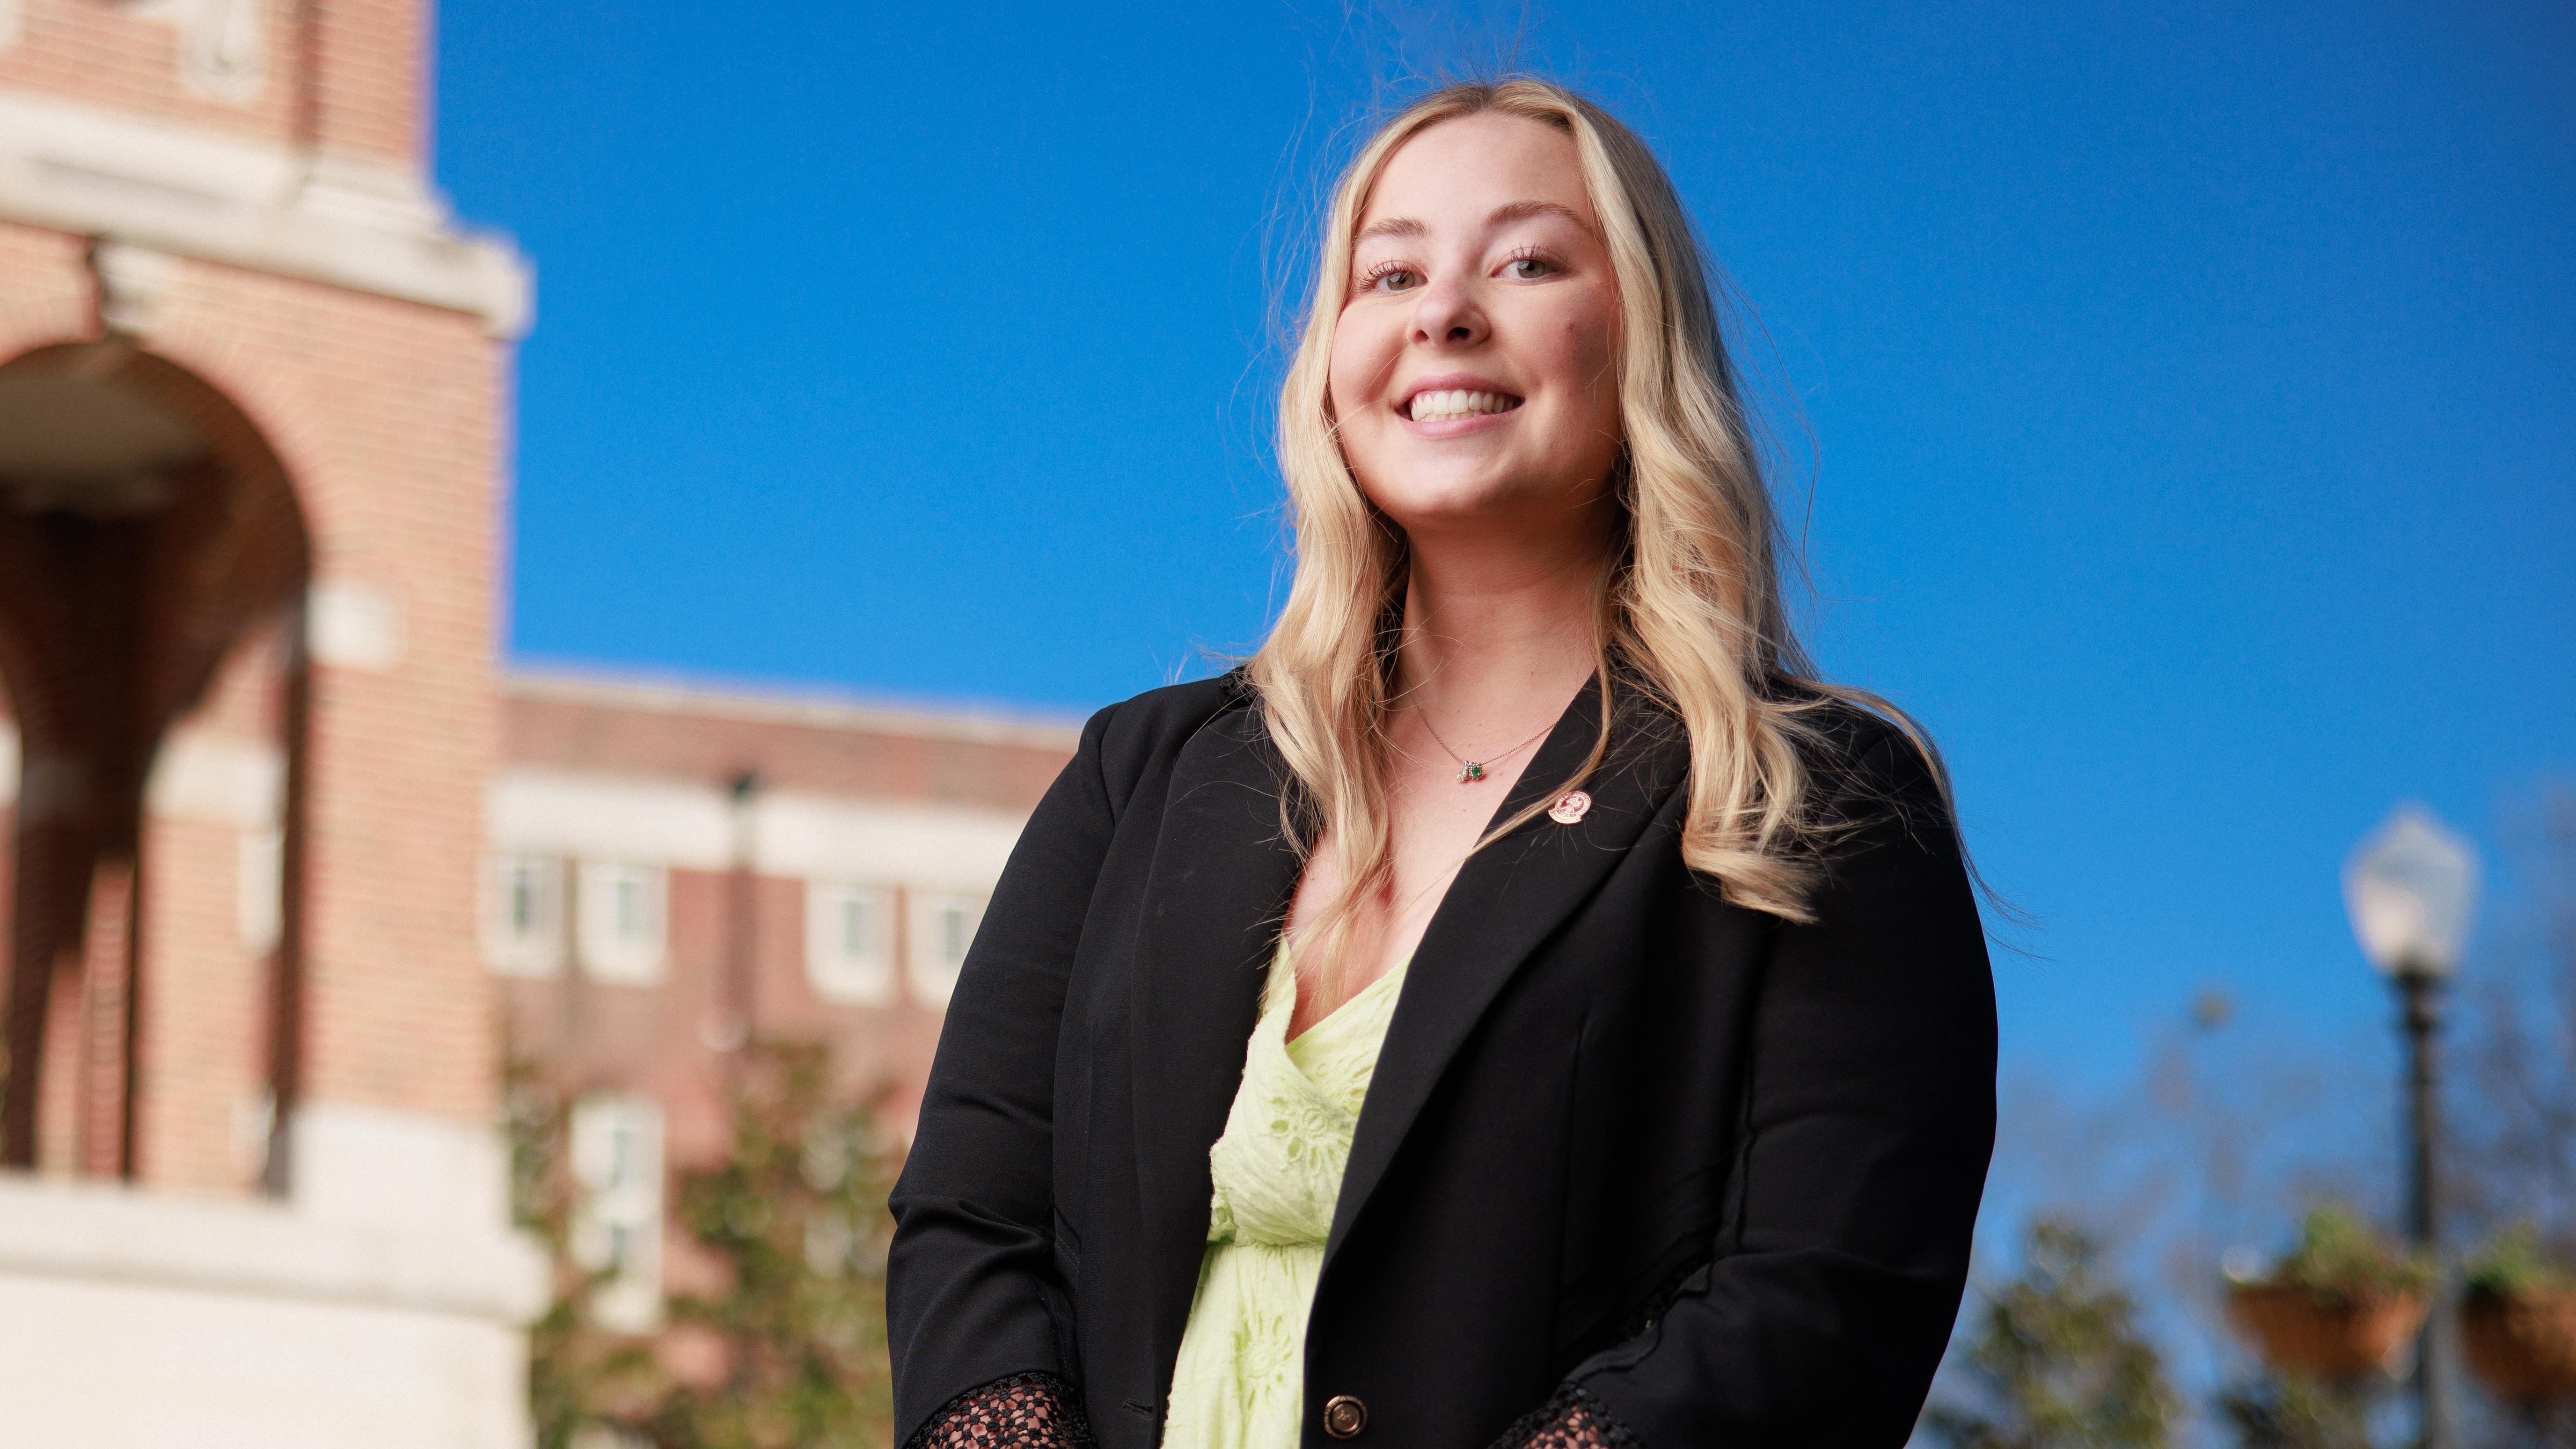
[
  {"x1": 1505, "y1": 257, "x2": 1555, "y2": 280},
  {"x1": 1373, "y1": 269, "x2": 1421, "y2": 293}
]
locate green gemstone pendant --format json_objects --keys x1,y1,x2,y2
[{"x1": 1457, "y1": 761, "x2": 1486, "y2": 783}]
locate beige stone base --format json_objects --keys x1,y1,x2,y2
[{"x1": 0, "y1": 1107, "x2": 547, "y2": 1448}]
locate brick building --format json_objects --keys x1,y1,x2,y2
[
  {"x1": 0, "y1": 2, "x2": 1070, "y2": 1442},
  {"x1": 0, "y1": 0, "x2": 538, "y2": 1443},
  {"x1": 488, "y1": 670, "x2": 1072, "y2": 1334}
]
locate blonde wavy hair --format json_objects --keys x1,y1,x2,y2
[{"x1": 1249, "y1": 78, "x2": 1945, "y2": 966}]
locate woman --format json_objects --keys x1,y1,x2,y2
[{"x1": 888, "y1": 79, "x2": 1995, "y2": 1449}]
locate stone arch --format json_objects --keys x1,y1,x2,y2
[{"x1": 0, "y1": 338, "x2": 312, "y2": 1173}]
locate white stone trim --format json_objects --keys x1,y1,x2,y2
[
  {"x1": 0, "y1": 1112, "x2": 545, "y2": 1322},
  {"x1": 119, "y1": 0, "x2": 268, "y2": 105},
  {"x1": 237, "y1": 825, "x2": 282, "y2": 954},
  {"x1": 757, "y1": 790, "x2": 1025, "y2": 894},
  {"x1": 0, "y1": 1271, "x2": 534, "y2": 1447},
  {"x1": 91, "y1": 238, "x2": 183, "y2": 336},
  {"x1": 146, "y1": 728, "x2": 284, "y2": 827},
  {"x1": 178, "y1": 0, "x2": 268, "y2": 105},
  {"x1": 307, "y1": 578, "x2": 406, "y2": 671},
  {"x1": 0, "y1": 83, "x2": 531, "y2": 336},
  {"x1": 490, "y1": 769, "x2": 737, "y2": 871},
  {"x1": 5, "y1": 726, "x2": 283, "y2": 827},
  {"x1": 488, "y1": 768, "x2": 1032, "y2": 893},
  {"x1": 0, "y1": 1105, "x2": 545, "y2": 1448}
]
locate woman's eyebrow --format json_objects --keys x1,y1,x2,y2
[
  {"x1": 1353, "y1": 201, "x2": 1596, "y2": 249},
  {"x1": 1353, "y1": 216, "x2": 1426, "y2": 246},
  {"x1": 1487, "y1": 199, "x2": 1595, "y2": 236}
]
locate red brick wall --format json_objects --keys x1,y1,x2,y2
[
  {"x1": 0, "y1": 0, "x2": 423, "y2": 166},
  {"x1": 137, "y1": 625, "x2": 290, "y2": 1194},
  {"x1": 0, "y1": 225, "x2": 510, "y2": 1184},
  {"x1": 138, "y1": 811, "x2": 269, "y2": 1190},
  {"x1": 143, "y1": 261, "x2": 504, "y2": 1125},
  {"x1": 0, "y1": 0, "x2": 300, "y2": 150},
  {"x1": 306, "y1": 0, "x2": 425, "y2": 166},
  {"x1": 0, "y1": 223, "x2": 93, "y2": 354}
]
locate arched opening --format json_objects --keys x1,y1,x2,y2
[{"x1": 0, "y1": 339, "x2": 311, "y2": 1180}]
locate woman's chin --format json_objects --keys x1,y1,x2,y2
[{"x1": 1367, "y1": 476, "x2": 1602, "y2": 537}]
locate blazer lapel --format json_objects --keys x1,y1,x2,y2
[
  {"x1": 1127, "y1": 700, "x2": 1304, "y2": 1382},
  {"x1": 1325, "y1": 680, "x2": 1690, "y2": 1266}
]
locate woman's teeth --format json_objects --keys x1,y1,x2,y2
[{"x1": 1408, "y1": 389, "x2": 1518, "y2": 422}]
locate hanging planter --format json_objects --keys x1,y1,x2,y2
[
  {"x1": 2461, "y1": 1226, "x2": 2576, "y2": 1404},
  {"x1": 2225, "y1": 1206, "x2": 2435, "y2": 1380},
  {"x1": 2463, "y1": 1288, "x2": 2576, "y2": 1402},
  {"x1": 2228, "y1": 1282, "x2": 2428, "y2": 1379}
]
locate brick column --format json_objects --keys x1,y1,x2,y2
[{"x1": 301, "y1": 0, "x2": 428, "y2": 167}]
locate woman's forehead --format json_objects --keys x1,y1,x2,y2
[{"x1": 1357, "y1": 112, "x2": 1597, "y2": 237}]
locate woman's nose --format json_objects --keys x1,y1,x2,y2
[{"x1": 1409, "y1": 280, "x2": 1486, "y2": 348}]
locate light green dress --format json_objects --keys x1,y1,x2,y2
[{"x1": 1161, "y1": 946, "x2": 1409, "y2": 1449}]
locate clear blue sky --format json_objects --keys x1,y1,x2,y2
[{"x1": 436, "y1": 1, "x2": 2574, "y2": 1099}]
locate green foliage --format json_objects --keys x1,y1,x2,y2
[
  {"x1": 2463, "y1": 1222, "x2": 2576, "y2": 1300},
  {"x1": 509, "y1": 1043, "x2": 897, "y2": 1449},
  {"x1": 2265, "y1": 1205, "x2": 2434, "y2": 1309},
  {"x1": 2214, "y1": 1374, "x2": 2375, "y2": 1449},
  {"x1": 657, "y1": 1040, "x2": 896, "y2": 1449},
  {"x1": 506, "y1": 1057, "x2": 666, "y2": 1447},
  {"x1": 1921, "y1": 1220, "x2": 2181, "y2": 1449}
]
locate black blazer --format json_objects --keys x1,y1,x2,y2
[{"x1": 888, "y1": 672, "x2": 1996, "y2": 1449}]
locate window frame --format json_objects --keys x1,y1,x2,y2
[
  {"x1": 906, "y1": 888, "x2": 987, "y2": 1010},
  {"x1": 803, "y1": 879, "x2": 899, "y2": 1007},
  {"x1": 569, "y1": 1090, "x2": 666, "y2": 1335},
  {"x1": 482, "y1": 852, "x2": 567, "y2": 979},
  {"x1": 575, "y1": 860, "x2": 668, "y2": 987}
]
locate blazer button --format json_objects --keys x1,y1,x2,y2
[{"x1": 1323, "y1": 1394, "x2": 1368, "y2": 1438}]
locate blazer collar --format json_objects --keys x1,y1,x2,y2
[
  {"x1": 1323, "y1": 677, "x2": 1688, "y2": 1273},
  {"x1": 1124, "y1": 677, "x2": 1691, "y2": 1382}
]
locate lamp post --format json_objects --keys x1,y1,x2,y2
[{"x1": 2343, "y1": 805, "x2": 2480, "y2": 1449}]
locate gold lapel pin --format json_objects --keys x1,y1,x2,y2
[{"x1": 1548, "y1": 790, "x2": 1592, "y2": 825}]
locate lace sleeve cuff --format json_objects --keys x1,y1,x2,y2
[
  {"x1": 1486, "y1": 1382, "x2": 1647, "y2": 1449},
  {"x1": 903, "y1": 1370, "x2": 1097, "y2": 1449}
]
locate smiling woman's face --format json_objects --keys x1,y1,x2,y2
[{"x1": 1328, "y1": 111, "x2": 1626, "y2": 542}]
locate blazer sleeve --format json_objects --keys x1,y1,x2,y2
[
  {"x1": 1551, "y1": 730, "x2": 1998, "y2": 1449},
  {"x1": 886, "y1": 701, "x2": 1124, "y2": 1444}
]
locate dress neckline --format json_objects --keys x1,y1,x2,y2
[{"x1": 1283, "y1": 953, "x2": 1409, "y2": 1052}]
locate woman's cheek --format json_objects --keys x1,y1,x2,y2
[
  {"x1": 1561, "y1": 304, "x2": 1622, "y2": 429},
  {"x1": 1325, "y1": 321, "x2": 1377, "y2": 432}
]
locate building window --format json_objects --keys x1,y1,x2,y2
[
  {"x1": 483, "y1": 853, "x2": 565, "y2": 978},
  {"x1": 569, "y1": 1091, "x2": 665, "y2": 1334},
  {"x1": 805, "y1": 881, "x2": 896, "y2": 1007},
  {"x1": 576, "y1": 861, "x2": 666, "y2": 986},
  {"x1": 908, "y1": 891, "x2": 985, "y2": 1010}
]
